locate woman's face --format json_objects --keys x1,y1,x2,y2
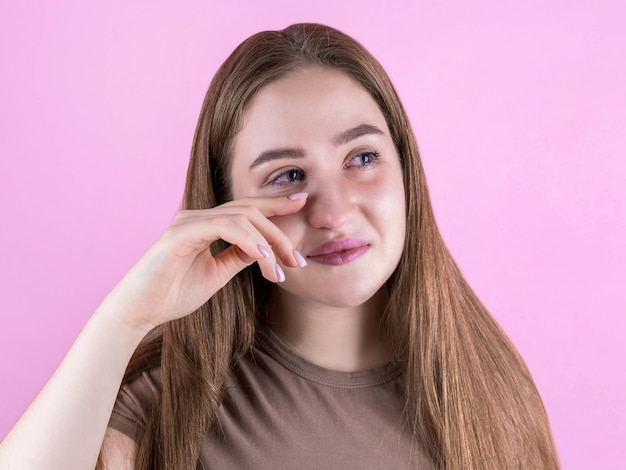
[{"x1": 230, "y1": 67, "x2": 406, "y2": 308}]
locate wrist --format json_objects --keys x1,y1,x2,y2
[{"x1": 90, "y1": 300, "x2": 154, "y2": 350}]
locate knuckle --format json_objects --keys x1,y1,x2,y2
[
  {"x1": 244, "y1": 231, "x2": 260, "y2": 248},
  {"x1": 231, "y1": 213, "x2": 248, "y2": 225},
  {"x1": 236, "y1": 204, "x2": 260, "y2": 219}
]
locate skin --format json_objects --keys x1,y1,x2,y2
[
  {"x1": 0, "y1": 195, "x2": 305, "y2": 470},
  {"x1": 0, "y1": 67, "x2": 406, "y2": 470},
  {"x1": 231, "y1": 67, "x2": 407, "y2": 371}
]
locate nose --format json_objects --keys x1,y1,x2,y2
[{"x1": 304, "y1": 184, "x2": 357, "y2": 230}]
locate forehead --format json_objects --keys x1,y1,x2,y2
[{"x1": 232, "y1": 67, "x2": 390, "y2": 157}]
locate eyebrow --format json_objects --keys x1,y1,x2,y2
[
  {"x1": 249, "y1": 148, "x2": 306, "y2": 170},
  {"x1": 248, "y1": 124, "x2": 385, "y2": 170},
  {"x1": 332, "y1": 124, "x2": 384, "y2": 147}
]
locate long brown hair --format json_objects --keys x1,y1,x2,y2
[{"x1": 100, "y1": 23, "x2": 559, "y2": 469}]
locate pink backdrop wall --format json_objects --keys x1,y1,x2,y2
[{"x1": 1, "y1": 1, "x2": 624, "y2": 467}]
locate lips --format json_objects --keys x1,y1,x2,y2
[{"x1": 306, "y1": 237, "x2": 369, "y2": 266}]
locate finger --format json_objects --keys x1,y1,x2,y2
[
  {"x1": 170, "y1": 213, "x2": 269, "y2": 260},
  {"x1": 168, "y1": 213, "x2": 285, "y2": 282},
  {"x1": 221, "y1": 192, "x2": 309, "y2": 218},
  {"x1": 175, "y1": 192, "x2": 308, "y2": 222},
  {"x1": 223, "y1": 193, "x2": 308, "y2": 267},
  {"x1": 179, "y1": 194, "x2": 308, "y2": 268},
  {"x1": 211, "y1": 243, "x2": 283, "y2": 285},
  {"x1": 209, "y1": 216, "x2": 285, "y2": 283}
]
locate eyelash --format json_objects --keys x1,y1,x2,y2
[
  {"x1": 269, "y1": 151, "x2": 381, "y2": 187},
  {"x1": 270, "y1": 168, "x2": 305, "y2": 186},
  {"x1": 345, "y1": 150, "x2": 381, "y2": 169}
]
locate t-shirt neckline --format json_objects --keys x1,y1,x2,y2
[{"x1": 256, "y1": 324, "x2": 404, "y2": 389}]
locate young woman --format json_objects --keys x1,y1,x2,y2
[{"x1": 0, "y1": 23, "x2": 560, "y2": 469}]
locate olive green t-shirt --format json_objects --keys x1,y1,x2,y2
[{"x1": 109, "y1": 326, "x2": 434, "y2": 469}]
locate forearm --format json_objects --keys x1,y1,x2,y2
[
  {"x1": 0, "y1": 307, "x2": 149, "y2": 470},
  {"x1": 0, "y1": 197, "x2": 303, "y2": 470}
]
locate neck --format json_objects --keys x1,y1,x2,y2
[{"x1": 265, "y1": 288, "x2": 393, "y2": 372}]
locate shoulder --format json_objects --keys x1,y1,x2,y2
[{"x1": 108, "y1": 367, "x2": 162, "y2": 441}]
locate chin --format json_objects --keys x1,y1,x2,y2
[{"x1": 278, "y1": 279, "x2": 388, "y2": 310}]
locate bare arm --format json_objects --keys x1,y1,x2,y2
[
  {"x1": 0, "y1": 309, "x2": 147, "y2": 469},
  {"x1": 100, "y1": 428, "x2": 137, "y2": 470},
  {"x1": 0, "y1": 194, "x2": 307, "y2": 470}
]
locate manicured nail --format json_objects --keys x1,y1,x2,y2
[
  {"x1": 293, "y1": 249, "x2": 307, "y2": 267},
  {"x1": 275, "y1": 264, "x2": 285, "y2": 283},
  {"x1": 288, "y1": 192, "x2": 308, "y2": 201},
  {"x1": 258, "y1": 244, "x2": 271, "y2": 258}
]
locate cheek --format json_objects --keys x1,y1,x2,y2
[
  {"x1": 369, "y1": 168, "x2": 406, "y2": 222},
  {"x1": 381, "y1": 192, "x2": 407, "y2": 245},
  {"x1": 268, "y1": 213, "x2": 306, "y2": 242},
  {"x1": 374, "y1": 172, "x2": 407, "y2": 249}
]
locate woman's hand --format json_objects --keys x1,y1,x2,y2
[
  {"x1": 99, "y1": 193, "x2": 308, "y2": 333},
  {"x1": 0, "y1": 194, "x2": 310, "y2": 470}
]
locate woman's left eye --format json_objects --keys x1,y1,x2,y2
[{"x1": 346, "y1": 151, "x2": 381, "y2": 169}]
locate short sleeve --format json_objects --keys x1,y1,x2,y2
[{"x1": 107, "y1": 368, "x2": 162, "y2": 443}]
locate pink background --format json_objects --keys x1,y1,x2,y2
[{"x1": 1, "y1": 1, "x2": 624, "y2": 467}]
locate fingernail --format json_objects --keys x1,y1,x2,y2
[
  {"x1": 275, "y1": 264, "x2": 285, "y2": 283},
  {"x1": 288, "y1": 192, "x2": 308, "y2": 201},
  {"x1": 293, "y1": 249, "x2": 308, "y2": 267},
  {"x1": 258, "y1": 244, "x2": 271, "y2": 258}
]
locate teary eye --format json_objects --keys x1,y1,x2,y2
[
  {"x1": 346, "y1": 151, "x2": 380, "y2": 168},
  {"x1": 271, "y1": 168, "x2": 305, "y2": 186}
]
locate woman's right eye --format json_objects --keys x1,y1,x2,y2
[{"x1": 270, "y1": 168, "x2": 305, "y2": 186}]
